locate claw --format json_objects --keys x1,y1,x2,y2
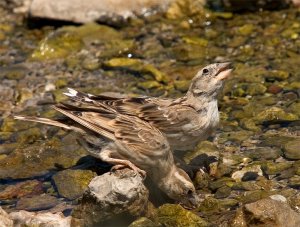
[{"x1": 111, "y1": 164, "x2": 146, "y2": 179}]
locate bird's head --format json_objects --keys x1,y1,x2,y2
[
  {"x1": 158, "y1": 167, "x2": 200, "y2": 209},
  {"x1": 188, "y1": 62, "x2": 233, "y2": 99}
]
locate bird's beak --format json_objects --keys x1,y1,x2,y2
[
  {"x1": 216, "y1": 62, "x2": 233, "y2": 80},
  {"x1": 180, "y1": 192, "x2": 200, "y2": 209}
]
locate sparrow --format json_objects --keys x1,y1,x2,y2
[
  {"x1": 62, "y1": 62, "x2": 233, "y2": 156},
  {"x1": 14, "y1": 102, "x2": 199, "y2": 207}
]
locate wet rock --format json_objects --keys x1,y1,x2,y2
[
  {"x1": 16, "y1": 194, "x2": 59, "y2": 211},
  {"x1": 244, "y1": 198, "x2": 300, "y2": 226},
  {"x1": 0, "y1": 137, "x2": 87, "y2": 179},
  {"x1": 288, "y1": 176, "x2": 300, "y2": 188},
  {"x1": 9, "y1": 210, "x2": 71, "y2": 227},
  {"x1": 157, "y1": 204, "x2": 208, "y2": 227},
  {"x1": 104, "y1": 58, "x2": 169, "y2": 83},
  {"x1": 283, "y1": 139, "x2": 300, "y2": 160},
  {"x1": 52, "y1": 169, "x2": 97, "y2": 200},
  {"x1": 218, "y1": 130, "x2": 253, "y2": 143},
  {"x1": 208, "y1": 0, "x2": 289, "y2": 12},
  {"x1": 128, "y1": 217, "x2": 158, "y2": 227},
  {"x1": 267, "y1": 84, "x2": 283, "y2": 94},
  {"x1": 72, "y1": 169, "x2": 149, "y2": 226},
  {"x1": 254, "y1": 107, "x2": 298, "y2": 124},
  {"x1": 288, "y1": 102, "x2": 300, "y2": 117},
  {"x1": 31, "y1": 29, "x2": 83, "y2": 61},
  {"x1": 0, "y1": 180, "x2": 43, "y2": 200},
  {"x1": 30, "y1": 0, "x2": 173, "y2": 23},
  {"x1": 184, "y1": 141, "x2": 219, "y2": 164},
  {"x1": 241, "y1": 190, "x2": 272, "y2": 204},
  {"x1": 214, "y1": 186, "x2": 231, "y2": 199},
  {"x1": 262, "y1": 161, "x2": 293, "y2": 176},
  {"x1": 231, "y1": 165, "x2": 263, "y2": 182},
  {"x1": 0, "y1": 207, "x2": 13, "y2": 227},
  {"x1": 244, "y1": 147, "x2": 281, "y2": 161}
]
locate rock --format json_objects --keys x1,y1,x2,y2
[
  {"x1": 288, "y1": 176, "x2": 300, "y2": 188},
  {"x1": 157, "y1": 204, "x2": 208, "y2": 227},
  {"x1": 231, "y1": 165, "x2": 263, "y2": 182},
  {"x1": 72, "y1": 169, "x2": 149, "y2": 226},
  {"x1": 16, "y1": 194, "x2": 59, "y2": 211},
  {"x1": 0, "y1": 137, "x2": 87, "y2": 179},
  {"x1": 0, "y1": 207, "x2": 13, "y2": 227},
  {"x1": 244, "y1": 198, "x2": 300, "y2": 226},
  {"x1": 104, "y1": 58, "x2": 169, "y2": 83},
  {"x1": 128, "y1": 217, "x2": 158, "y2": 227},
  {"x1": 262, "y1": 161, "x2": 293, "y2": 176},
  {"x1": 207, "y1": 0, "x2": 289, "y2": 12},
  {"x1": 0, "y1": 180, "x2": 43, "y2": 200},
  {"x1": 283, "y1": 139, "x2": 300, "y2": 160},
  {"x1": 244, "y1": 147, "x2": 281, "y2": 161},
  {"x1": 52, "y1": 169, "x2": 97, "y2": 200},
  {"x1": 30, "y1": 0, "x2": 174, "y2": 23},
  {"x1": 9, "y1": 210, "x2": 71, "y2": 227},
  {"x1": 254, "y1": 107, "x2": 298, "y2": 124}
]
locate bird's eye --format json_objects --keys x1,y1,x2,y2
[
  {"x1": 187, "y1": 189, "x2": 193, "y2": 195},
  {"x1": 203, "y1": 68, "x2": 209, "y2": 74}
]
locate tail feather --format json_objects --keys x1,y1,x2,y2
[{"x1": 14, "y1": 115, "x2": 71, "y2": 130}]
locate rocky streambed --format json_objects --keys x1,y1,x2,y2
[{"x1": 0, "y1": 0, "x2": 300, "y2": 226}]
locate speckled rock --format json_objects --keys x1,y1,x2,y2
[
  {"x1": 157, "y1": 204, "x2": 208, "y2": 227},
  {"x1": 9, "y1": 210, "x2": 71, "y2": 227},
  {"x1": 244, "y1": 198, "x2": 300, "y2": 226},
  {"x1": 283, "y1": 139, "x2": 300, "y2": 160},
  {"x1": 0, "y1": 207, "x2": 13, "y2": 227},
  {"x1": 52, "y1": 169, "x2": 97, "y2": 200},
  {"x1": 72, "y1": 169, "x2": 149, "y2": 226}
]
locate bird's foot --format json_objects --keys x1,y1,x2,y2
[{"x1": 111, "y1": 163, "x2": 146, "y2": 179}]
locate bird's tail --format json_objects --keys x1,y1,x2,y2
[{"x1": 14, "y1": 115, "x2": 71, "y2": 130}]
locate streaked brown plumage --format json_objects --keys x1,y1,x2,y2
[
  {"x1": 63, "y1": 62, "x2": 233, "y2": 156},
  {"x1": 14, "y1": 102, "x2": 199, "y2": 207}
]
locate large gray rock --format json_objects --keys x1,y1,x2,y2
[
  {"x1": 0, "y1": 207, "x2": 13, "y2": 227},
  {"x1": 72, "y1": 169, "x2": 149, "y2": 226},
  {"x1": 244, "y1": 197, "x2": 300, "y2": 227},
  {"x1": 29, "y1": 0, "x2": 174, "y2": 23},
  {"x1": 9, "y1": 210, "x2": 71, "y2": 227}
]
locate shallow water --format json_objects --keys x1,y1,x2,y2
[{"x1": 0, "y1": 3, "x2": 300, "y2": 226}]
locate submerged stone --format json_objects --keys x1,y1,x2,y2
[
  {"x1": 157, "y1": 204, "x2": 208, "y2": 227},
  {"x1": 283, "y1": 139, "x2": 300, "y2": 160},
  {"x1": 0, "y1": 180, "x2": 43, "y2": 200},
  {"x1": 16, "y1": 194, "x2": 59, "y2": 211},
  {"x1": 104, "y1": 58, "x2": 169, "y2": 83},
  {"x1": 0, "y1": 137, "x2": 87, "y2": 179}
]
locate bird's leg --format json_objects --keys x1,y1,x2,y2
[{"x1": 99, "y1": 148, "x2": 146, "y2": 178}]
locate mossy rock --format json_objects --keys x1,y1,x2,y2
[
  {"x1": 254, "y1": 107, "x2": 298, "y2": 124},
  {"x1": 31, "y1": 29, "x2": 83, "y2": 61},
  {"x1": 53, "y1": 169, "x2": 97, "y2": 200},
  {"x1": 104, "y1": 58, "x2": 169, "y2": 83},
  {"x1": 157, "y1": 204, "x2": 208, "y2": 227}
]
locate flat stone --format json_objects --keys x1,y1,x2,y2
[
  {"x1": 0, "y1": 180, "x2": 43, "y2": 200},
  {"x1": 16, "y1": 194, "x2": 59, "y2": 211}
]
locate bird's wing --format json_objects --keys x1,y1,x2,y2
[
  {"x1": 63, "y1": 88, "x2": 197, "y2": 134},
  {"x1": 52, "y1": 103, "x2": 170, "y2": 159}
]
